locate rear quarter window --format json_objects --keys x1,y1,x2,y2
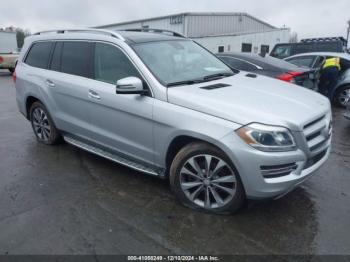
[{"x1": 25, "y1": 42, "x2": 53, "y2": 69}]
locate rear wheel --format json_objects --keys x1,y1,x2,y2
[
  {"x1": 29, "y1": 102, "x2": 62, "y2": 145},
  {"x1": 170, "y1": 142, "x2": 245, "y2": 214},
  {"x1": 334, "y1": 86, "x2": 350, "y2": 107}
]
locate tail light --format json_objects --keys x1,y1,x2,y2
[
  {"x1": 277, "y1": 71, "x2": 302, "y2": 83},
  {"x1": 0, "y1": 56, "x2": 3, "y2": 64}
]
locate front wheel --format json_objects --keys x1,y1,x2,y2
[
  {"x1": 170, "y1": 142, "x2": 245, "y2": 214},
  {"x1": 334, "y1": 86, "x2": 350, "y2": 107}
]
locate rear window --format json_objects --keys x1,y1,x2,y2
[
  {"x1": 61, "y1": 42, "x2": 93, "y2": 78},
  {"x1": 219, "y1": 56, "x2": 258, "y2": 71},
  {"x1": 285, "y1": 56, "x2": 315, "y2": 68},
  {"x1": 25, "y1": 42, "x2": 53, "y2": 69}
]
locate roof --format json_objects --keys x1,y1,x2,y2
[
  {"x1": 286, "y1": 52, "x2": 350, "y2": 60},
  {"x1": 94, "y1": 12, "x2": 276, "y2": 30}
]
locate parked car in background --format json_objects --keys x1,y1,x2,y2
[
  {"x1": 216, "y1": 52, "x2": 317, "y2": 90},
  {"x1": 15, "y1": 28, "x2": 332, "y2": 214},
  {"x1": 285, "y1": 52, "x2": 350, "y2": 107},
  {"x1": 0, "y1": 31, "x2": 19, "y2": 73},
  {"x1": 270, "y1": 37, "x2": 346, "y2": 59}
]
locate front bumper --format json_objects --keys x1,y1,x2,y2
[{"x1": 220, "y1": 132, "x2": 331, "y2": 199}]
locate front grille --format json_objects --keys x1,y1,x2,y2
[
  {"x1": 261, "y1": 163, "x2": 298, "y2": 179},
  {"x1": 303, "y1": 115, "x2": 331, "y2": 152},
  {"x1": 303, "y1": 149, "x2": 327, "y2": 170}
]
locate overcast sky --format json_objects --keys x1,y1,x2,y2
[{"x1": 0, "y1": 0, "x2": 349, "y2": 40}]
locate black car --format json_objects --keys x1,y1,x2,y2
[
  {"x1": 216, "y1": 52, "x2": 317, "y2": 89},
  {"x1": 270, "y1": 37, "x2": 346, "y2": 59}
]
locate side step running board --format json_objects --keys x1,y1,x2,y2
[{"x1": 64, "y1": 135, "x2": 163, "y2": 177}]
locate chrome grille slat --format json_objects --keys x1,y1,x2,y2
[
  {"x1": 261, "y1": 165, "x2": 298, "y2": 176},
  {"x1": 308, "y1": 135, "x2": 327, "y2": 149},
  {"x1": 303, "y1": 116, "x2": 325, "y2": 129},
  {"x1": 260, "y1": 163, "x2": 298, "y2": 179},
  {"x1": 304, "y1": 122, "x2": 326, "y2": 138},
  {"x1": 303, "y1": 115, "x2": 330, "y2": 152}
]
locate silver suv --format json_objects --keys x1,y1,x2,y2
[{"x1": 15, "y1": 29, "x2": 332, "y2": 214}]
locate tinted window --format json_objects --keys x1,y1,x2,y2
[
  {"x1": 271, "y1": 45, "x2": 292, "y2": 59},
  {"x1": 61, "y1": 42, "x2": 92, "y2": 78},
  {"x1": 50, "y1": 42, "x2": 63, "y2": 71},
  {"x1": 25, "y1": 42, "x2": 53, "y2": 69},
  {"x1": 94, "y1": 43, "x2": 141, "y2": 84},
  {"x1": 219, "y1": 56, "x2": 258, "y2": 71},
  {"x1": 286, "y1": 56, "x2": 315, "y2": 68}
]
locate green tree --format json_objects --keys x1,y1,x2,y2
[{"x1": 16, "y1": 29, "x2": 25, "y2": 48}]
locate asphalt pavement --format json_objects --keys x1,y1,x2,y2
[{"x1": 0, "y1": 70, "x2": 349, "y2": 255}]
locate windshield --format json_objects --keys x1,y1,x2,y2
[{"x1": 133, "y1": 40, "x2": 234, "y2": 86}]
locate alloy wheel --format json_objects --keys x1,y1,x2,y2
[
  {"x1": 32, "y1": 107, "x2": 51, "y2": 141},
  {"x1": 179, "y1": 154, "x2": 237, "y2": 209},
  {"x1": 338, "y1": 88, "x2": 350, "y2": 107}
]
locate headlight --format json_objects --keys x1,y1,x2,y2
[{"x1": 236, "y1": 123, "x2": 296, "y2": 152}]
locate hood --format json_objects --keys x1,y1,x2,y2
[{"x1": 167, "y1": 72, "x2": 331, "y2": 131}]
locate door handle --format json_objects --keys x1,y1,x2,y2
[
  {"x1": 88, "y1": 89, "x2": 101, "y2": 100},
  {"x1": 46, "y1": 79, "x2": 55, "y2": 87}
]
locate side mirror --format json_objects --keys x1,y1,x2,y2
[{"x1": 116, "y1": 77, "x2": 148, "y2": 95}]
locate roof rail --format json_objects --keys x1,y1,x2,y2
[
  {"x1": 33, "y1": 29, "x2": 126, "y2": 41},
  {"x1": 123, "y1": 28, "x2": 186, "y2": 38}
]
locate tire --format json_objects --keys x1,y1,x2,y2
[
  {"x1": 169, "y1": 142, "x2": 245, "y2": 214},
  {"x1": 29, "y1": 101, "x2": 62, "y2": 145},
  {"x1": 333, "y1": 85, "x2": 350, "y2": 108},
  {"x1": 8, "y1": 68, "x2": 14, "y2": 74}
]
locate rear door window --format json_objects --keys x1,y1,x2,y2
[
  {"x1": 61, "y1": 41, "x2": 93, "y2": 78},
  {"x1": 25, "y1": 42, "x2": 53, "y2": 69}
]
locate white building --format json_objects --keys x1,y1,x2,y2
[{"x1": 95, "y1": 12, "x2": 291, "y2": 55}]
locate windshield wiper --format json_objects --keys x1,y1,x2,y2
[
  {"x1": 166, "y1": 79, "x2": 205, "y2": 87},
  {"x1": 166, "y1": 72, "x2": 234, "y2": 87},
  {"x1": 203, "y1": 72, "x2": 234, "y2": 81}
]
